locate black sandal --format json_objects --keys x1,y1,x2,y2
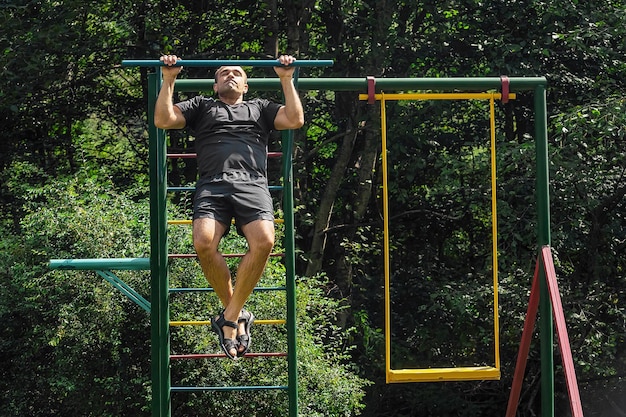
[
  {"x1": 237, "y1": 309, "x2": 255, "y2": 356},
  {"x1": 212, "y1": 312, "x2": 239, "y2": 360}
]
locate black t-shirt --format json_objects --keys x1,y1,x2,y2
[{"x1": 175, "y1": 96, "x2": 282, "y2": 179}]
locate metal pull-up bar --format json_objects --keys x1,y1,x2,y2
[
  {"x1": 163, "y1": 77, "x2": 545, "y2": 93},
  {"x1": 121, "y1": 59, "x2": 334, "y2": 68}
]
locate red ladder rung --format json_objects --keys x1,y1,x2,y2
[
  {"x1": 168, "y1": 253, "x2": 285, "y2": 259},
  {"x1": 167, "y1": 152, "x2": 283, "y2": 158}
]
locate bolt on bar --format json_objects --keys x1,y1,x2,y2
[{"x1": 121, "y1": 59, "x2": 334, "y2": 68}]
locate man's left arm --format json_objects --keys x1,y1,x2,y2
[{"x1": 273, "y1": 55, "x2": 305, "y2": 130}]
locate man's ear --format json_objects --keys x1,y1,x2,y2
[
  {"x1": 213, "y1": 83, "x2": 218, "y2": 93},
  {"x1": 243, "y1": 84, "x2": 249, "y2": 94}
]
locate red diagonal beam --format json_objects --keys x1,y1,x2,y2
[
  {"x1": 541, "y1": 246, "x2": 584, "y2": 417},
  {"x1": 506, "y1": 246, "x2": 584, "y2": 417},
  {"x1": 506, "y1": 259, "x2": 541, "y2": 417}
]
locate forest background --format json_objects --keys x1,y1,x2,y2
[{"x1": 1, "y1": 1, "x2": 625, "y2": 416}]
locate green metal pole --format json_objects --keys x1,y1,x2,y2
[
  {"x1": 173, "y1": 77, "x2": 547, "y2": 93},
  {"x1": 122, "y1": 59, "x2": 333, "y2": 68},
  {"x1": 534, "y1": 84, "x2": 554, "y2": 417},
  {"x1": 284, "y1": 70, "x2": 299, "y2": 417},
  {"x1": 283, "y1": 128, "x2": 299, "y2": 417},
  {"x1": 148, "y1": 69, "x2": 171, "y2": 417},
  {"x1": 49, "y1": 257, "x2": 150, "y2": 270}
]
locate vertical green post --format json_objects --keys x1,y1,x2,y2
[
  {"x1": 534, "y1": 84, "x2": 554, "y2": 417},
  {"x1": 148, "y1": 69, "x2": 171, "y2": 417},
  {"x1": 283, "y1": 128, "x2": 298, "y2": 417},
  {"x1": 282, "y1": 70, "x2": 299, "y2": 417}
]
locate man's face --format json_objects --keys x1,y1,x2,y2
[{"x1": 213, "y1": 66, "x2": 248, "y2": 100}]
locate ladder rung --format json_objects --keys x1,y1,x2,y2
[
  {"x1": 168, "y1": 253, "x2": 284, "y2": 259},
  {"x1": 167, "y1": 152, "x2": 282, "y2": 159},
  {"x1": 171, "y1": 385, "x2": 288, "y2": 392},
  {"x1": 168, "y1": 218, "x2": 285, "y2": 225},
  {"x1": 169, "y1": 286, "x2": 286, "y2": 293},
  {"x1": 167, "y1": 186, "x2": 283, "y2": 192},
  {"x1": 170, "y1": 352, "x2": 287, "y2": 360},
  {"x1": 170, "y1": 319, "x2": 285, "y2": 326},
  {"x1": 167, "y1": 186, "x2": 195, "y2": 192}
]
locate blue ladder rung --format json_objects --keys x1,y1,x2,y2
[
  {"x1": 167, "y1": 185, "x2": 283, "y2": 192},
  {"x1": 171, "y1": 385, "x2": 288, "y2": 392},
  {"x1": 167, "y1": 186, "x2": 195, "y2": 192}
]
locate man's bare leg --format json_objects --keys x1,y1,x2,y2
[
  {"x1": 225, "y1": 219, "x2": 275, "y2": 353},
  {"x1": 193, "y1": 218, "x2": 238, "y2": 357}
]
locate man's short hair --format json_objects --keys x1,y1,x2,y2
[{"x1": 214, "y1": 66, "x2": 248, "y2": 83}]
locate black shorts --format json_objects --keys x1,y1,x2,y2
[{"x1": 193, "y1": 172, "x2": 274, "y2": 234}]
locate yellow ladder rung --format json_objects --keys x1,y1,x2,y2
[
  {"x1": 168, "y1": 219, "x2": 192, "y2": 225},
  {"x1": 170, "y1": 319, "x2": 286, "y2": 326},
  {"x1": 255, "y1": 319, "x2": 286, "y2": 325}
]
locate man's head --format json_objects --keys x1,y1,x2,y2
[{"x1": 213, "y1": 66, "x2": 248, "y2": 102}]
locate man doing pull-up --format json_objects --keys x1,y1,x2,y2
[{"x1": 154, "y1": 54, "x2": 304, "y2": 359}]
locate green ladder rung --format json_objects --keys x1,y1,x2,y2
[
  {"x1": 171, "y1": 385, "x2": 288, "y2": 392},
  {"x1": 169, "y1": 286, "x2": 286, "y2": 293}
]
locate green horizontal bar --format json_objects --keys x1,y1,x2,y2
[
  {"x1": 174, "y1": 77, "x2": 547, "y2": 93},
  {"x1": 171, "y1": 385, "x2": 288, "y2": 392},
  {"x1": 122, "y1": 59, "x2": 333, "y2": 68},
  {"x1": 169, "y1": 286, "x2": 286, "y2": 293},
  {"x1": 49, "y1": 258, "x2": 151, "y2": 270}
]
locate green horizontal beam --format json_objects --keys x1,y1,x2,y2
[
  {"x1": 49, "y1": 258, "x2": 151, "y2": 270},
  {"x1": 173, "y1": 77, "x2": 547, "y2": 93}
]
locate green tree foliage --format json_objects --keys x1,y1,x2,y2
[
  {"x1": 0, "y1": 0, "x2": 146, "y2": 172},
  {"x1": 0, "y1": 168, "x2": 152, "y2": 416},
  {"x1": 0, "y1": 166, "x2": 367, "y2": 416}
]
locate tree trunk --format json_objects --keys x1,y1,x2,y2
[{"x1": 305, "y1": 128, "x2": 358, "y2": 277}]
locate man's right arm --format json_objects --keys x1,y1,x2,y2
[{"x1": 154, "y1": 55, "x2": 187, "y2": 130}]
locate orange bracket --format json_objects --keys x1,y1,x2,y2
[
  {"x1": 500, "y1": 75, "x2": 510, "y2": 103},
  {"x1": 367, "y1": 76, "x2": 376, "y2": 104}
]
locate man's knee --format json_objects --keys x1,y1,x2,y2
[
  {"x1": 244, "y1": 221, "x2": 275, "y2": 255},
  {"x1": 255, "y1": 233, "x2": 275, "y2": 254},
  {"x1": 193, "y1": 219, "x2": 227, "y2": 252},
  {"x1": 193, "y1": 234, "x2": 211, "y2": 254}
]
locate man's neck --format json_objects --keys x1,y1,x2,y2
[{"x1": 218, "y1": 95, "x2": 244, "y2": 105}]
